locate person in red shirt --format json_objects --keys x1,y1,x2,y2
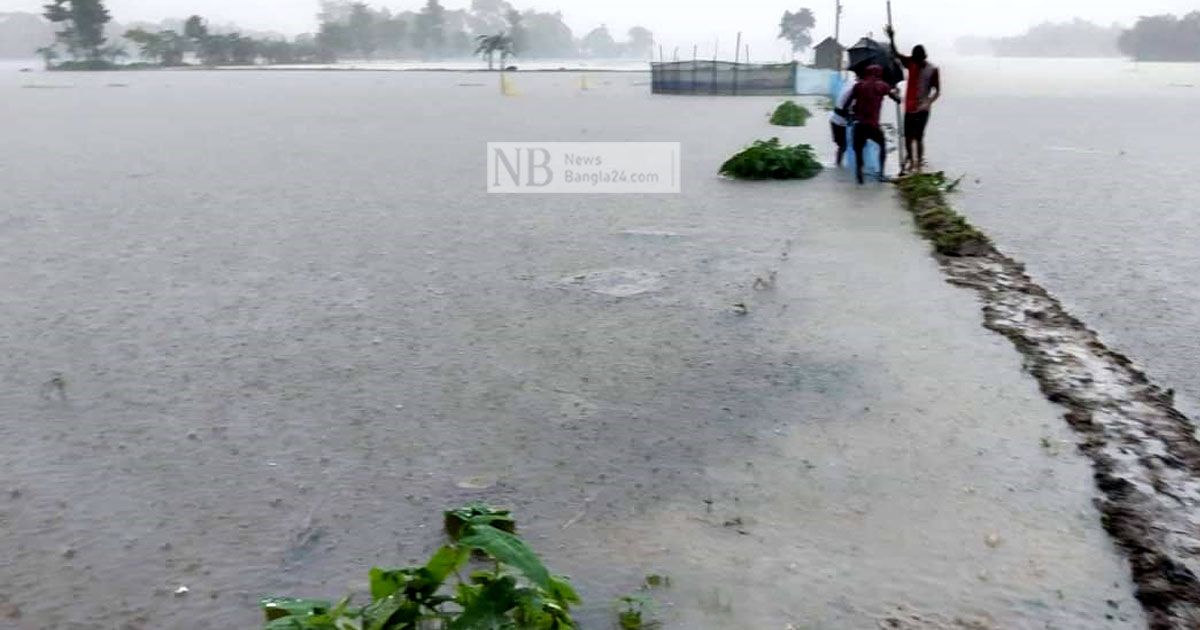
[
  {"x1": 843, "y1": 64, "x2": 900, "y2": 184},
  {"x1": 886, "y1": 25, "x2": 941, "y2": 172}
]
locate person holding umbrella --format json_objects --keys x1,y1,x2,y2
[
  {"x1": 886, "y1": 25, "x2": 941, "y2": 172},
  {"x1": 843, "y1": 64, "x2": 901, "y2": 184},
  {"x1": 844, "y1": 37, "x2": 904, "y2": 181}
]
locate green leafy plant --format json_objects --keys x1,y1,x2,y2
[
  {"x1": 719, "y1": 138, "x2": 823, "y2": 180},
  {"x1": 261, "y1": 504, "x2": 579, "y2": 629},
  {"x1": 444, "y1": 501, "x2": 517, "y2": 541},
  {"x1": 895, "y1": 172, "x2": 991, "y2": 257},
  {"x1": 768, "y1": 100, "x2": 812, "y2": 127}
]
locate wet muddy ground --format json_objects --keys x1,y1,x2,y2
[{"x1": 0, "y1": 70, "x2": 1143, "y2": 628}]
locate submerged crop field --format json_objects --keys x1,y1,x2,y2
[{"x1": 0, "y1": 69, "x2": 1150, "y2": 628}]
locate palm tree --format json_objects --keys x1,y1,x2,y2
[{"x1": 474, "y1": 32, "x2": 514, "y2": 70}]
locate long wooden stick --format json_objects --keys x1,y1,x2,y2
[
  {"x1": 888, "y1": 0, "x2": 908, "y2": 173},
  {"x1": 834, "y1": 0, "x2": 843, "y2": 73}
]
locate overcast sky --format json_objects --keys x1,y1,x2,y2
[{"x1": 4, "y1": 0, "x2": 1197, "y2": 58}]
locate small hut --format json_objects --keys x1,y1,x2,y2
[{"x1": 812, "y1": 37, "x2": 845, "y2": 71}]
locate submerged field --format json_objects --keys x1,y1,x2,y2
[{"x1": 0, "y1": 69, "x2": 1144, "y2": 628}]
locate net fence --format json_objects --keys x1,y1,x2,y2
[
  {"x1": 650, "y1": 61, "x2": 838, "y2": 97},
  {"x1": 650, "y1": 61, "x2": 797, "y2": 95}
]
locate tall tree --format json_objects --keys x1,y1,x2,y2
[
  {"x1": 518, "y1": 11, "x2": 575, "y2": 58},
  {"x1": 42, "y1": 0, "x2": 112, "y2": 61},
  {"x1": 184, "y1": 15, "x2": 208, "y2": 46},
  {"x1": 347, "y1": 2, "x2": 377, "y2": 58},
  {"x1": 579, "y1": 25, "x2": 616, "y2": 58},
  {"x1": 374, "y1": 14, "x2": 409, "y2": 54},
  {"x1": 124, "y1": 28, "x2": 166, "y2": 63},
  {"x1": 414, "y1": 0, "x2": 446, "y2": 56},
  {"x1": 626, "y1": 26, "x2": 653, "y2": 59},
  {"x1": 184, "y1": 15, "x2": 225, "y2": 65},
  {"x1": 318, "y1": 21, "x2": 352, "y2": 55},
  {"x1": 468, "y1": 0, "x2": 511, "y2": 35},
  {"x1": 778, "y1": 8, "x2": 816, "y2": 54},
  {"x1": 504, "y1": 9, "x2": 525, "y2": 55},
  {"x1": 1119, "y1": 13, "x2": 1200, "y2": 61}
]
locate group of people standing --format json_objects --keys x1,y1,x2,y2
[{"x1": 830, "y1": 26, "x2": 941, "y2": 184}]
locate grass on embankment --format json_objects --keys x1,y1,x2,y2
[{"x1": 895, "y1": 173, "x2": 993, "y2": 257}]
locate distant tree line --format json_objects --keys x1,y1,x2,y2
[
  {"x1": 314, "y1": 0, "x2": 654, "y2": 62},
  {"x1": 990, "y1": 19, "x2": 1122, "y2": 58},
  {"x1": 37, "y1": 0, "x2": 332, "y2": 69},
  {"x1": 34, "y1": 0, "x2": 655, "y2": 70},
  {"x1": 1118, "y1": 12, "x2": 1200, "y2": 62},
  {"x1": 955, "y1": 13, "x2": 1200, "y2": 62},
  {"x1": 125, "y1": 16, "x2": 333, "y2": 66}
]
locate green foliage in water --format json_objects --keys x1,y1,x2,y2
[
  {"x1": 769, "y1": 100, "x2": 812, "y2": 127},
  {"x1": 616, "y1": 594, "x2": 657, "y2": 629},
  {"x1": 895, "y1": 172, "x2": 991, "y2": 257},
  {"x1": 719, "y1": 138, "x2": 823, "y2": 180},
  {"x1": 261, "y1": 504, "x2": 579, "y2": 629}
]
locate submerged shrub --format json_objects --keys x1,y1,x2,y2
[
  {"x1": 719, "y1": 138, "x2": 823, "y2": 180},
  {"x1": 769, "y1": 100, "x2": 812, "y2": 126}
]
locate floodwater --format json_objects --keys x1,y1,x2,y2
[
  {"x1": 933, "y1": 56, "x2": 1200, "y2": 419},
  {"x1": 0, "y1": 67, "x2": 1148, "y2": 628}
]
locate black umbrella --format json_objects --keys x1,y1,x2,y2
[{"x1": 846, "y1": 37, "x2": 904, "y2": 86}]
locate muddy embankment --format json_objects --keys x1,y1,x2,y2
[{"x1": 896, "y1": 174, "x2": 1200, "y2": 630}]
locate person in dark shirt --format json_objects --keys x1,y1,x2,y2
[
  {"x1": 843, "y1": 64, "x2": 900, "y2": 184},
  {"x1": 886, "y1": 25, "x2": 941, "y2": 172}
]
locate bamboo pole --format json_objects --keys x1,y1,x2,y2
[
  {"x1": 888, "y1": 0, "x2": 908, "y2": 175},
  {"x1": 834, "y1": 0, "x2": 843, "y2": 73}
]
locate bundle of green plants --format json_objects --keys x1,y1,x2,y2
[
  {"x1": 769, "y1": 100, "x2": 812, "y2": 126},
  {"x1": 895, "y1": 172, "x2": 992, "y2": 257},
  {"x1": 719, "y1": 138, "x2": 823, "y2": 180},
  {"x1": 260, "y1": 502, "x2": 579, "y2": 629}
]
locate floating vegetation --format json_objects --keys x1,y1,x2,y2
[
  {"x1": 719, "y1": 138, "x2": 823, "y2": 181},
  {"x1": 260, "y1": 503, "x2": 579, "y2": 629},
  {"x1": 768, "y1": 100, "x2": 812, "y2": 127},
  {"x1": 894, "y1": 172, "x2": 990, "y2": 257},
  {"x1": 616, "y1": 594, "x2": 658, "y2": 630}
]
